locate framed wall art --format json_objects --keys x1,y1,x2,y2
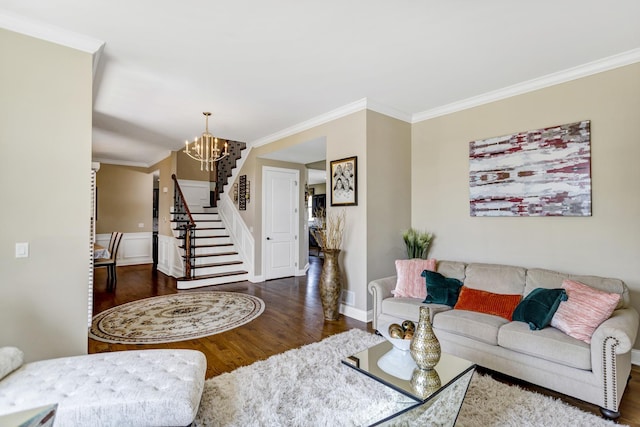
[
  {"x1": 469, "y1": 120, "x2": 591, "y2": 217},
  {"x1": 330, "y1": 156, "x2": 357, "y2": 206}
]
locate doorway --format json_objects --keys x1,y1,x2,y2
[{"x1": 263, "y1": 167, "x2": 299, "y2": 280}]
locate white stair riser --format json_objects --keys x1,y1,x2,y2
[
  {"x1": 190, "y1": 246, "x2": 236, "y2": 256},
  {"x1": 194, "y1": 264, "x2": 245, "y2": 276},
  {"x1": 192, "y1": 229, "x2": 227, "y2": 237},
  {"x1": 191, "y1": 213, "x2": 219, "y2": 221},
  {"x1": 191, "y1": 236, "x2": 231, "y2": 245},
  {"x1": 191, "y1": 254, "x2": 241, "y2": 265},
  {"x1": 177, "y1": 273, "x2": 249, "y2": 289}
]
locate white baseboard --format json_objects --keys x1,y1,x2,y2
[
  {"x1": 339, "y1": 304, "x2": 371, "y2": 323},
  {"x1": 632, "y1": 349, "x2": 640, "y2": 366}
]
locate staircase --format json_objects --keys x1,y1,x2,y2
[{"x1": 172, "y1": 207, "x2": 248, "y2": 289}]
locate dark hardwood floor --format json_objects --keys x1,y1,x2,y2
[{"x1": 90, "y1": 258, "x2": 640, "y2": 426}]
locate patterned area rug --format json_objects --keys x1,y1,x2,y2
[{"x1": 89, "y1": 291, "x2": 265, "y2": 344}]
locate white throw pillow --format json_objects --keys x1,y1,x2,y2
[{"x1": 0, "y1": 347, "x2": 24, "y2": 380}]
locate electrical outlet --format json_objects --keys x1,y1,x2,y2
[
  {"x1": 15, "y1": 242, "x2": 29, "y2": 258},
  {"x1": 342, "y1": 290, "x2": 355, "y2": 306}
]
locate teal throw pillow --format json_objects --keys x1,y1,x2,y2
[
  {"x1": 512, "y1": 288, "x2": 568, "y2": 330},
  {"x1": 421, "y1": 270, "x2": 463, "y2": 307}
]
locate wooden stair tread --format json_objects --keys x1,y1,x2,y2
[
  {"x1": 184, "y1": 251, "x2": 239, "y2": 259},
  {"x1": 179, "y1": 243, "x2": 233, "y2": 249},
  {"x1": 171, "y1": 220, "x2": 222, "y2": 224},
  {"x1": 178, "y1": 270, "x2": 248, "y2": 281}
]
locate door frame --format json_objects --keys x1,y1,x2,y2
[{"x1": 261, "y1": 166, "x2": 300, "y2": 280}]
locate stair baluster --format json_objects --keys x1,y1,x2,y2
[{"x1": 172, "y1": 174, "x2": 196, "y2": 278}]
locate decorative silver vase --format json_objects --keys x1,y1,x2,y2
[
  {"x1": 410, "y1": 367, "x2": 442, "y2": 398},
  {"x1": 410, "y1": 306, "x2": 441, "y2": 369},
  {"x1": 319, "y1": 249, "x2": 342, "y2": 321}
]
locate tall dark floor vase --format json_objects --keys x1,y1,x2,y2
[{"x1": 319, "y1": 249, "x2": 341, "y2": 321}]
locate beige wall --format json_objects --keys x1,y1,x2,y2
[
  {"x1": 0, "y1": 30, "x2": 93, "y2": 361},
  {"x1": 366, "y1": 111, "x2": 412, "y2": 298},
  {"x1": 149, "y1": 154, "x2": 177, "y2": 237},
  {"x1": 96, "y1": 164, "x2": 154, "y2": 233},
  {"x1": 237, "y1": 110, "x2": 413, "y2": 315},
  {"x1": 238, "y1": 112, "x2": 371, "y2": 312},
  {"x1": 411, "y1": 62, "x2": 640, "y2": 349},
  {"x1": 176, "y1": 149, "x2": 215, "y2": 182},
  {"x1": 309, "y1": 183, "x2": 326, "y2": 195}
]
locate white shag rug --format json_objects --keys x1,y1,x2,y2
[{"x1": 195, "y1": 329, "x2": 625, "y2": 427}]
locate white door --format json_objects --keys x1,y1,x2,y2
[{"x1": 264, "y1": 167, "x2": 299, "y2": 280}]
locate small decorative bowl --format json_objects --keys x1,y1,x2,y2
[{"x1": 379, "y1": 323, "x2": 412, "y2": 351}]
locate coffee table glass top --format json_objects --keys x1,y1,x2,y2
[{"x1": 342, "y1": 340, "x2": 475, "y2": 426}]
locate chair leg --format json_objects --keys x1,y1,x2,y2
[{"x1": 111, "y1": 265, "x2": 117, "y2": 290}]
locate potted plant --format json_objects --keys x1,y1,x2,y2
[{"x1": 402, "y1": 228, "x2": 433, "y2": 259}]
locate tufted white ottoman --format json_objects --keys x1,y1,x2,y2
[{"x1": 0, "y1": 348, "x2": 206, "y2": 427}]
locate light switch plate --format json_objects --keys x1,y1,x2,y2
[{"x1": 15, "y1": 242, "x2": 29, "y2": 258}]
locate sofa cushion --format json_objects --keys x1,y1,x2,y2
[
  {"x1": 512, "y1": 288, "x2": 568, "y2": 330},
  {"x1": 454, "y1": 286, "x2": 522, "y2": 321},
  {"x1": 421, "y1": 270, "x2": 463, "y2": 306},
  {"x1": 550, "y1": 279, "x2": 621, "y2": 344},
  {"x1": 525, "y1": 268, "x2": 628, "y2": 309},
  {"x1": 435, "y1": 261, "x2": 467, "y2": 282},
  {"x1": 0, "y1": 347, "x2": 23, "y2": 381},
  {"x1": 464, "y1": 263, "x2": 526, "y2": 295},
  {"x1": 433, "y1": 309, "x2": 509, "y2": 346},
  {"x1": 381, "y1": 297, "x2": 451, "y2": 323},
  {"x1": 392, "y1": 258, "x2": 437, "y2": 299},
  {"x1": 498, "y1": 321, "x2": 591, "y2": 370}
]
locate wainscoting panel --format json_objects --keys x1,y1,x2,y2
[
  {"x1": 156, "y1": 234, "x2": 184, "y2": 278},
  {"x1": 218, "y1": 193, "x2": 255, "y2": 280},
  {"x1": 95, "y1": 232, "x2": 152, "y2": 266}
]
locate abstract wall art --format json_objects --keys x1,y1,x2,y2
[{"x1": 469, "y1": 120, "x2": 592, "y2": 217}]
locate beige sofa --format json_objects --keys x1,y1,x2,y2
[{"x1": 368, "y1": 261, "x2": 639, "y2": 419}]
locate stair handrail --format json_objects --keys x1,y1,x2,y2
[{"x1": 171, "y1": 174, "x2": 196, "y2": 278}]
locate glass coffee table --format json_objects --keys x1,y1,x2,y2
[{"x1": 342, "y1": 341, "x2": 475, "y2": 426}]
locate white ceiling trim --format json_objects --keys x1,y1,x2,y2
[
  {"x1": 92, "y1": 157, "x2": 155, "y2": 168},
  {"x1": 412, "y1": 48, "x2": 640, "y2": 123},
  {"x1": 249, "y1": 97, "x2": 413, "y2": 149},
  {"x1": 250, "y1": 98, "x2": 368, "y2": 148},
  {"x1": 366, "y1": 101, "x2": 413, "y2": 123},
  {"x1": 0, "y1": 11, "x2": 105, "y2": 75}
]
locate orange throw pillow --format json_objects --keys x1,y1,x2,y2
[{"x1": 454, "y1": 286, "x2": 522, "y2": 320}]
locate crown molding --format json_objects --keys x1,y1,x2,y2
[
  {"x1": 250, "y1": 98, "x2": 411, "y2": 148},
  {"x1": 412, "y1": 48, "x2": 640, "y2": 123},
  {"x1": 366, "y1": 100, "x2": 412, "y2": 123},
  {"x1": 92, "y1": 157, "x2": 154, "y2": 168},
  {"x1": 251, "y1": 98, "x2": 368, "y2": 148},
  {"x1": 0, "y1": 11, "x2": 105, "y2": 75}
]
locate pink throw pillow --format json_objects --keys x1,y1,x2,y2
[
  {"x1": 550, "y1": 279, "x2": 620, "y2": 343},
  {"x1": 393, "y1": 259, "x2": 437, "y2": 299}
]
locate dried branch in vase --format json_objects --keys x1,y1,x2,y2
[{"x1": 311, "y1": 208, "x2": 346, "y2": 250}]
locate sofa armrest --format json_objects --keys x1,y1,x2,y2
[
  {"x1": 590, "y1": 307, "x2": 639, "y2": 412},
  {"x1": 368, "y1": 276, "x2": 397, "y2": 330},
  {"x1": 591, "y1": 307, "x2": 639, "y2": 355}
]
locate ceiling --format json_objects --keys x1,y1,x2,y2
[{"x1": 2, "y1": 1, "x2": 640, "y2": 167}]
